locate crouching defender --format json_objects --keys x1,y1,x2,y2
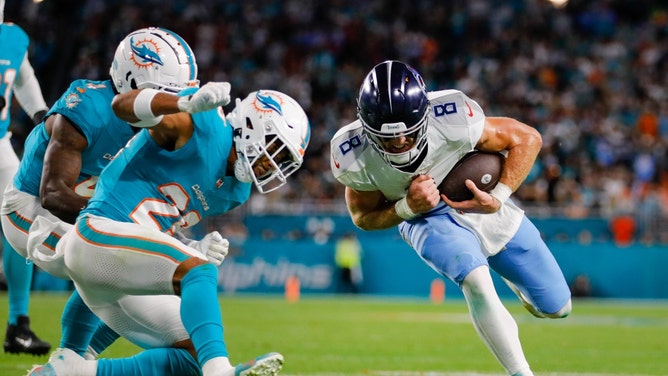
[{"x1": 27, "y1": 83, "x2": 310, "y2": 376}]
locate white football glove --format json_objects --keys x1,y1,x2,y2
[
  {"x1": 177, "y1": 82, "x2": 231, "y2": 114},
  {"x1": 176, "y1": 231, "x2": 230, "y2": 266}
]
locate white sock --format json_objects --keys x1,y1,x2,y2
[
  {"x1": 84, "y1": 345, "x2": 99, "y2": 360},
  {"x1": 81, "y1": 360, "x2": 98, "y2": 376},
  {"x1": 52, "y1": 348, "x2": 98, "y2": 376},
  {"x1": 461, "y1": 266, "x2": 533, "y2": 376},
  {"x1": 201, "y1": 356, "x2": 234, "y2": 376}
]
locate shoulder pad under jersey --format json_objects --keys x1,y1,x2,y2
[
  {"x1": 1, "y1": 23, "x2": 29, "y2": 46},
  {"x1": 47, "y1": 79, "x2": 116, "y2": 143},
  {"x1": 427, "y1": 89, "x2": 486, "y2": 143},
  {"x1": 330, "y1": 120, "x2": 383, "y2": 191},
  {"x1": 428, "y1": 89, "x2": 485, "y2": 126},
  {"x1": 330, "y1": 120, "x2": 367, "y2": 178}
]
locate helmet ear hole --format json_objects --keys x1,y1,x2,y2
[{"x1": 130, "y1": 78, "x2": 137, "y2": 90}]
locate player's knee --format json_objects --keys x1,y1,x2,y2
[
  {"x1": 174, "y1": 338, "x2": 197, "y2": 359},
  {"x1": 173, "y1": 257, "x2": 213, "y2": 295},
  {"x1": 543, "y1": 299, "x2": 572, "y2": 319},
  {"x1": 461, "y1": 266, "x2": 496, "y2": 298}
]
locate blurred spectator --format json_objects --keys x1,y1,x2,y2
[
  {"x1": 306, "y1": 216, "x2": 334, "y2": 245},
  {"x1": 610, "y1": 214, "x2": 636, "y2": 247},
  {"x1": 334, "y1": 232, "x2": 363, "y2": 294},
  {"x1": 570, "y1": 274, "x2": 593, "y2": 298}
]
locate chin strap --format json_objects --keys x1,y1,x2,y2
[{"x1": 233, "y1": 157, "x2": 253, "y2": 183}]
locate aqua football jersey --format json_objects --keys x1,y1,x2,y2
[
  {"x1": 0, "y1": 23, "x2": 29, "y2": 137},
  {"x1": 13, "y1": 79, "x2": 136, "y2": 197},
  {"x1": 84, "y1": 109, "x2": 252, "y2": 233}
]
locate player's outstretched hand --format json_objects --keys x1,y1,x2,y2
[
  {"x1": 177, "y1": 82, "x2": 231, "y2": 114},
  {"x1": 195, "y1": 231, "x2": 230, "y2": 266}
]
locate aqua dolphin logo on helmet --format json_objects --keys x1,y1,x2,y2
[
  {"x1": 129, "y1": 37, "x2": 164, "y2": 67},
  {"x1": 110, "y1": 27, "x2": 199, "y2": 94},
  {"x1": 254, "y1": 91, "x2": 284, "y2": 116}
]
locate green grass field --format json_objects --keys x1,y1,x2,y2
[{"x1": 1, "y1": 293, "x2": 667, "y2": 375}]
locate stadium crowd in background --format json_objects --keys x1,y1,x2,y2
[{"x1": 3, "y1": 0, "x2": 668, "y2": 244}]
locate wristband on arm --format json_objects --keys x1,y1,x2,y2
[
  {"x1": 131, "y1": 89, "x2": 164, "y2": 128},
  {"x1": 489, "y1": 182, "x2": 512, "y2": 204},
  {"x1": 395, "y1": 196, "x2": 418, "y2": 220}
]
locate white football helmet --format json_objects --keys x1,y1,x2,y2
[
  {"x1": 227, "y1": 90, "x2": 311, "y2": 194},
  {"x1": 109, "y1": 27, "x2": 199, "y2": 94},
  {"x1": 0, "y1": 0, "x2": 5, "y2": 23}
]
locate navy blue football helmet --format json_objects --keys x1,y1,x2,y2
[{"x1": 357, "y1": 60, "x2": 429, "y2": 168}]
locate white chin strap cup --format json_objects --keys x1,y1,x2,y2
[{"x1": 233, "y1": 158, "x2": 253, "y2": 183}]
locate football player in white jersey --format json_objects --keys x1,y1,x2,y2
[
  {"x1": 0, "y1": 0, "x2": 51, "y2": 355},
  {"x1": 330, "y1": 60, "x2": 571, "y2": 376}
]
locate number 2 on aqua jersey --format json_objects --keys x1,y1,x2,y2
[{"x1": 130, "y1": 183, "x2": 202, "y2": 233}]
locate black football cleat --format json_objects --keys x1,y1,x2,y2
[{"x1": 4, "y1": 315, "x2": 51, "y2": 355}]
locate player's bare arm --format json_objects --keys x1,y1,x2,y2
[
  {"x1": 445, "y1": 116, "x2": 542, "y2": 214},
  {"x1": 112, "y1": 82, "x2": 230, "y2": 150},
  {"x1": 477, "y1": 116, "x2": 542, "y2": 191},
  {"x1": 39, "y1": 114, "x2": 90, "y2": 224},
  {"x1": 345, "y1": 187, "x2": 399, "y2": 230},
  {"x1": 111, "y1": 89, "x2": 195, "y2": 150},
  {"x1": 346, "y1": 175, "x2": 439, "y2": 230},
  {"x1": 112, "y1": 89, "x2": 187, "y2": 121}
]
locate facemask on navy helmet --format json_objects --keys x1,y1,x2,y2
[{"x1": 357, "y1": 60, "x2": 429, "y2": 169}]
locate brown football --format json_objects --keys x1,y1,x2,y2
[{"x1": 438, "y1": 150, "x2": 504, "y2": 202}]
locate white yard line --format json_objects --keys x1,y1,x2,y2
[
  {"x1": 281, "y1": 372, "x2": 658, "y2": 376},
  {"x1": 373, "y1": 372, "x2": 658, "y2": 376}
]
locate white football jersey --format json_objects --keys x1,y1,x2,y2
[{"x1": 330, "y1": 89, "x2": 524, "y2": 256}]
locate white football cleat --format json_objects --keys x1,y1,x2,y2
[
  {"x1": 232, "y1": 352, "x2": 284, "y2": 376},
  {"x1": 26, "y1": 347, "x2": 91, "y2": 376}
]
